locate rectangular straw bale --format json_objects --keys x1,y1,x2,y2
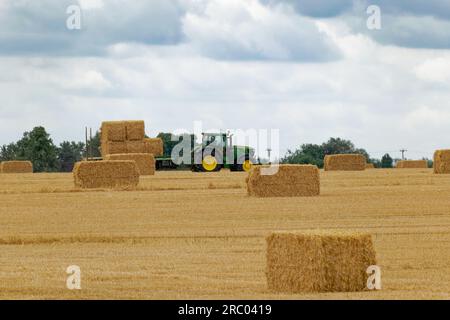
[
  {"x1": 105, "y1": 153, "x2": 155, "y2": 175},
  {"x1": 101, "y1": 121, "x2": 126, "y2": 142},
  {"x1": 73, "y1": 160, "x2": 139, "y2": 189},
  {"x1": 396, "y1": 160, "x2": 428, "y2": 169},
  {"x1": 125, "y1": 120, "x2": 145, "y2": 141},
  {"x1": 366, "y1": 163, "x2": 375, "y2": 169},
  {"x1": 247, "y1": 165, "x2": 320, "y2": 197},
  {"x1": 266, "y1": 230, "x2": 377, "y2": 293},
  {"x1": 143, "y1": 138, "x2": 164, "y2": 157},
  {"x1": 101, "y1": 141, "x2": 127, "y2": 157},
  {"x1": 324, "y1": 154, "x2": 366, "y2": 171},
  {"x1": 434, "y1": 150, "x2": 450, "y2": 174},
  {"x1": 0, "y1": 161, "x2": 33, "y2": 173},
  {"x1": 126, "y1": 140, "x2": 147, "y2": 154}
]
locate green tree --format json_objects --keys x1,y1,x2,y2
[
  {"x1": 381, "y1": 153, "x2": 393, "y2": 168},
  {"x1": 0, "y1": 143, "x2": 19, "y2": 161},
  {"x1": 14, "y1": 127, "x2": 59, "y2": 172},
  {"x1": 282, "y1": 143, "x2": 325, "y2": 167},
  {"x1": 58, "y1": 141, "x2": 85, "y2": 172},
  {"x1": 85, "y1": 131, "x2": 101, "y2": 158},
  {"x1": 282, "y1": 137, "x2": 371, "y2": 168}
]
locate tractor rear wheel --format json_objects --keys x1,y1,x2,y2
[{"x1": 201, "y1": 155, "x2": 221, "y2": 172}]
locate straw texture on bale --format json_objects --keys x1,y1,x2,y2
[
  {"x1": 396, "y1": 160, "x2": 428, "y2": 169},
  {"x1": 143, "y1": 138, "x2": 164, "y2": 157},
  {"x1": 0, "y1": 161, "x2": 33, "y2": 173},
  {"x1": 366, "y1": 163, "x2": 375, "y2": 169},
  {"x1": 247, "y1": 165, "x2": 320, "y2": 197},
  {"x1": 266, "y1": 231, "x2": 377, "y2": 293},
  {"x1": 125, "y1": 121, "x2": 145, "y2": 141},
  {"x1": 434, "y1": 150, "x2": 450, "y2": 174},
  {"x1": 324, "y1": 154, "x2": 366, "y2": 171},
  {"x1": 73, "y1": 160, "x2": 139, "y2": 189},
  {"x1": 105, "y1": 153, "x2": 155, "y2": 175},
  {"x1": 101, "y1": 141, "x2": 127, "y2": 157},
  {"x1": 101, "y1": 121, "x2": 126, "y2": 142}
]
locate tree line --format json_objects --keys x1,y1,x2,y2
[
  {"x1": 280, "y1": 137, "x2": 396, "y2": 168},
  {"x1": 0, "y1": 126, "x2": 403, "y2": 172}
]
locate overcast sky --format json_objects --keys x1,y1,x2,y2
[{"x1": 1, "y1": 0, "x2": 450, "y2": 159}]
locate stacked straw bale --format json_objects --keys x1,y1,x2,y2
[
  {"x1": 125, "y1": 121, "x2": 145, "y2": 141},
  {"x1": 105, "y1": 153, "x2": 155, "y2": 175},
  {"x1": 0, "y1": 161, "x2": 33, "y2": 173},
  {"x1": 366, "y1": 163, "x2": 375, "y2": 169},
  {"x1": 324, "y1": 154, "x2": 366, "y2": 171},
  {"x1": 433, "y1": 150, "x2": 450, "y2": 174},
  {"x1": 144, "y1": 138, "x2": 164, "y2": 157},
  {"x1": 266, "y1": 230, "x2": 377, "y2": 293},
  {"x1": 247, "y1": 165, "x2": 320, "y2": 197},
  {"x1": 100, "y1": 121, "x2": 163, "y2": 157},
  {"x1": 396, "y1": 160, "x2": 428, "y2": 169},
  {"x1": 73, "y1": 160, "x2": 139, "y2": 189}
]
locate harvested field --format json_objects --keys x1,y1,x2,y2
[
  {"x1": 0, "y1": 169, "x2": 450, "y2": 299},
  {"x1": 105, "y1": 154, "x2": 155, "y2": 176},
  {"x1": 396, "y1": 160, "x2": 428, "y2": 169},
  {"x1": 434, "y1": 150, "x2": 450, "y2": 174},
  {"x1": 0, "y1": 161, "x2": 33, "y2": 173},
  {"x1": 324, "y1": 154, "x2": 366, "y2": 171}
]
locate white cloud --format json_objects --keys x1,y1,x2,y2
[
  {"x1": 414, "y1": 57, "x2": 450, "y2": 83},
  {"x1": 78, "y1": 0, "x2": 104, "y2": 10},
  {"x1": 1, "y1": 1, "x2": 450, "y2": 161},
  {"x1": 182, "y1": 0, "x2": 340, "y2": 61}
]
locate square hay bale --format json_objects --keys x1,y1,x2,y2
[
  {"x1": 324, "y1": 154, "x2": 366, "y2": 171},
  {"x1": 101, "y1": 141, "x2": 127, "y2": 157},
  {"x1": 105, "y1": 153, "x2": 155, "y2": 175},
  {"x1": 0, "y1": 161, "x2": 33, "y2": 173},
  {"x1": 266, "y1": 231, "x2": 377, "y2": 293},
  {"x1": 73, "y1": 160, "x2": 140, "y2": 189},
  {"x1": 396, "y1": 160, "x2": 428, "y2": 169},
  {"x1": 126, "y1": 120, "x2": 145, "y2": 141},
  {"x1": 434, "y1": 150, "x2": 450, "y2": 174},
  {"x1": 126, "y1": 140, "x2": 147, "y2": 154},
  {"x1": 366, "y1": 163, "x2": 375, "y2": 169},
  {"x1": 247, "y1": 165, "x2": 320, "y2": 197},
  {"x1": 101, "y1": 121, "x2": 126, "y2": 142},
  {"x1": 143, "y1": 138, "x2": 164, "y2": 157}
]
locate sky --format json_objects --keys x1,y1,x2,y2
[{"x1": 1, "y1": 0, "x2": 450, "y2": 160}]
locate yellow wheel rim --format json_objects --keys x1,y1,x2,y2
[
  {"x1": 202, "y1": 155, "x2": 218, "y2": 171},
  {"x1": 243, "y1": 160, "x2": 253, "y2": 172}
]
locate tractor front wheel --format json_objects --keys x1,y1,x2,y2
[{"x1": 233, "y1": 158, "x2": 253, "y2": 172}]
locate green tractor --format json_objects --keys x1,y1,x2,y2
[{"x1": 191, "y1": 132, "x2": 256, "y2": 172}]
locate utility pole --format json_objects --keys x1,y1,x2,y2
[{"x1": 400, "y1": 149, "x2": 407, "y2": 160}]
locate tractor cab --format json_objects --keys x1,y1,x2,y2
[
  {"x1": 202, "y1": 133, "x2": 227, "y2": 148},
  {"x1": 192, "y1": 132, "x2": 255, "y2": 172}
]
